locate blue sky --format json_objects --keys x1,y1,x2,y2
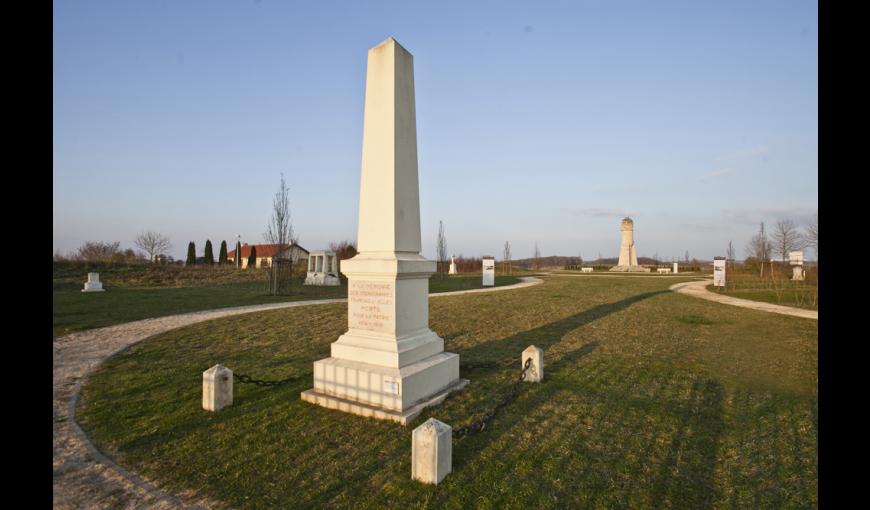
[{"x1": 53, "y1": 0, "x2": 817, "y2": 261}]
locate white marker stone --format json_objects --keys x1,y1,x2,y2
[
  {"x1": 203, "y1": 364, "x2": 233, "y2": 412},
  {"x1": 412, "y1": 418, "x2": 452, "y2": 484},
  {"x1": 482, "y1": 257, "x2": 495, "y2": 286},
  {"x1": 522, "y1": 345, "x2": 544, "y2": 383},
  {"x1": 81, "y1": 272, "x2": 105, "y2": 292},
  {"x1": 673, "y1": 262, "x2": 679, "y2": 273},
  {"x1": 792, "y1": 266, "x2": 805, "y2": 281}
]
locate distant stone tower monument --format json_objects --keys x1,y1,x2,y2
[{"x1": 609, "y1": 217, "x2": 650, "y2": 272}]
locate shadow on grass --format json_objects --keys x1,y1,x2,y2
[
  {"x1": 648, "y1": 377, "x2": 725, "y2": 509},
  {"x1": 456, "y1": 290, "x2": 669, "y2": 367}
]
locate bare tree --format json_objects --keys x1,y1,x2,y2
[
  {"x1": 533, "y1": 242, "x2": 541, "y2": 270},
  {"x1": 726, "y1": 240, "x2": 735, "y2": 261},
  {"x1": 771, "y1": 219, "x2": 804, "y2": 262},
  {"x1": 264, "y1": 173, "x2": 295, "y2": 247},
  {"x1": 745, "y1": 222, "x2": 771, "y2": 277},
  {"x1": 805, "y1": 211, "x2": 818, "y2": 259},
  {"x1": 436, "y1": 221, "x2": 448, "y2": 278},
  {"x1": 76, "y1": 241, "x2": 122, "y2": 262},
  {"x1": 135, "y1": 231, "x2": 173, "y2": 263},
  {"x1": 329, "y1": 240, "x2": 358, "y2": 261},
  {"x1": 503, "y1": 240, "x2": 512, "y2": 274}
]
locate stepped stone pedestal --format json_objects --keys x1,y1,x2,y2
[
  {"x1": 301, "y1": 38, "x2": 466, "y2": 425},
  {"x1": 81, "y1": 272, "x2": 105, "y2": 292}
]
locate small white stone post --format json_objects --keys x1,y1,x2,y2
[
  {"x1": 412, "y1": 418, "x2": 452, "y2": 484},
  {"x1": 203, "y1": 364, "x2": 233, "y2": 412},
  {"x1": 522, "y1": 345, "x2": 544, "y2": 382}
]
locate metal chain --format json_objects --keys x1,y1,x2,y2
[
  {"x1": 233, "y1": 372, "x2": 306, "y2": 387},
  {"x1": 452, "y1": 358, "x2": 535, "y2": 438}
]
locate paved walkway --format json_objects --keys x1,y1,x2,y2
[
  {"x1": 669, "y1": 279, "x2": 818, "y2": 320},
  {"x1": 53, "y1": 277, "x2": 542, "y2": 509}
]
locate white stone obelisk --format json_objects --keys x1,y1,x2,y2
[
  {"x1": 301, "y1": 38, "x2": 466, "y2": 424},
  {"x1": 610, "y1": 217, "x2": 649, "y2": 272},
  {"x1": 617, "y1": 217, "x2": 638, "y2": 267}
]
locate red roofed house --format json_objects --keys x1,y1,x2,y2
[{"x1": 227, "y1": 242, "x2": 309, "y2": 269}]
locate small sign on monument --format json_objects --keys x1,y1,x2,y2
[{"x1": 482, "y1": 257, "x2": 495, "y2": 286}]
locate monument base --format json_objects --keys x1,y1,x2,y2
[
  {"x1": 301, "y1": 378, "x2": 468, "y2": 425},
  {"x1": 301, "y1": 352, "x2": 465, "y2": 425},
  {"x1": 609, "y1": 265, "x2": 651, "y2": 272},
  {"x1": 81, "y1": 283, "x2": 105, "y2": 292}
]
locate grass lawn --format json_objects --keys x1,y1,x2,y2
[
  {"x1": 53, "y1": 275, "x2": 520, "y2": 337},
  {"x1": 77, "y1": 275, "x2": 817, "y2": 509},
  {"x1": 706, "y1": 284, "x2": 818, "y2": 311}
]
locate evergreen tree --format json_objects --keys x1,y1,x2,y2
[
  {"x1": 186, "y1": 242, "x2": 196, "y2": 265},
  {"x1": 204, "y1": 240, "x2": 214, "y2": 265},
  {"x1": 218, "y1": 240, "x2": 228, "y2": 265},
  {"x1": 247, "y1": 245, "x2": 257, "y2": 268},
  {"x1": 235, "y1": 241, "x2": 242, "y2": 268}
]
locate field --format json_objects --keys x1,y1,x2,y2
[
  {"x1": 708, "y1": 265, "x2": 818, "y2": 311},
  {"x1": 76, "y1": 275, "x2": 817, "y2": 509},
  {"x1": 53, "y1": 267, "x2": 521, "y2": 337}
]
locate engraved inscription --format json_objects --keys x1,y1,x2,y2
[{"x1": 348, "y1": 279, "x2": 395, "y2": 333}]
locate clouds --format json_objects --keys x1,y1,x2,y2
[
  {"x1": 568, "y1": 208, "x2": 637, "y2": 218},
  {"x1": 698, "y1": 145, "x2": 770, "y2": 181},
  {"x1": 698, "y1": 167, "x2": 737, "y2": 181},
  {"x1": 721, "y1": 207, "x2": 817, "y2": 226}
]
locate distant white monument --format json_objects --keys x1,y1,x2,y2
[
  {"x1": 713, "y1": 257, "x2": 726, "y2": 287},
  {"x1": 789, "y1": 250, "x2": 805, "y2": 281},
  {"x1": 81, "y1": 272, "x2": 105, "y2": 293},
  {"x1": 301, "y1": 38, "x2": 466, "y2": 424},
  {"x1": 448, "y1": 255, "x2": 457, "y2": 275},
  {"x1": 609, "y1": 217, "x2": 650, "y2": 272},
  {"x1": 581, "y1": 267, "x2": 594, "y2": 273},
  {"x1": 482, "y1": 257, "x2": 495, "y2": 286},
  {"x1": 304, "y1": 250, "x2": 340, "y2": 286},
  {"x1": 673, "y1": 262, "x2": 679, "y2": 273}
]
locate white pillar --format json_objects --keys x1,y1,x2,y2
[
  {"x1": 202, "y1": 365, "x2": 233, "y2": 412},
  {"x1": 522, "y1": 345, "x2": 544, "y2": 383},
  {"x1": 412, "y1": 418, "x2": 452, "y2": 484},
  {"x1": 302, "y1": 38, "x2": 465, "y2": 424}
]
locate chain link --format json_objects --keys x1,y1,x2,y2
[
  {"x1": 233, "y1": 372, "x2": 306, "y2": 387},
  {"x1": 452, "y1": 357, "x2": 534, "y2": 438}
]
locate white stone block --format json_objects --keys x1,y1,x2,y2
[
  {"x1": 82, "y1": 272, "x2": 105, "y2": 292},
  {"x1": 412, "y1": 418, "x2": 452, "y2": 484},
  {"x1": 581, "y1": 267, "x2": 593, "y2": 272},
  {"x1": 792, "y1": 266, "x2": 805, "y2": 281},
  {"x1": 522, "y1": 345, "x2": 544, "y2": 382},
  {"x1": 203, "y1": 364, "x2": 233, "y2": 412}
]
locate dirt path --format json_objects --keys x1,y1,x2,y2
[
  {"x1": 53, "y1": 277, "x2": 541, "y2": 509},
  {"x1": 669, "y1": 279, "x2": 818, "y2": 320}
]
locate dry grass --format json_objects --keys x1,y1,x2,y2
[{"x1": 77, "y1": 275, "x2": 817, "y2": 509}]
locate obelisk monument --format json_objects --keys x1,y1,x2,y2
[{"x1": 301, "y1": 38, "x2": 467, "y2": 424}]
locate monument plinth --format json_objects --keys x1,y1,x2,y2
[
  {"x1": 301, "y1": 38, "x2": 467, "y2": 424},
  {"x1": 81, "y1": 272, "x2": 105, "y2": 292}
]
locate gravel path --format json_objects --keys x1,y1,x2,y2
[
  {"x1": 53, "y1": 277, "x2": 541, "y2": 509},
  {"x1": 669, "y1": 279, "x2": 818, "y2": 320}
]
